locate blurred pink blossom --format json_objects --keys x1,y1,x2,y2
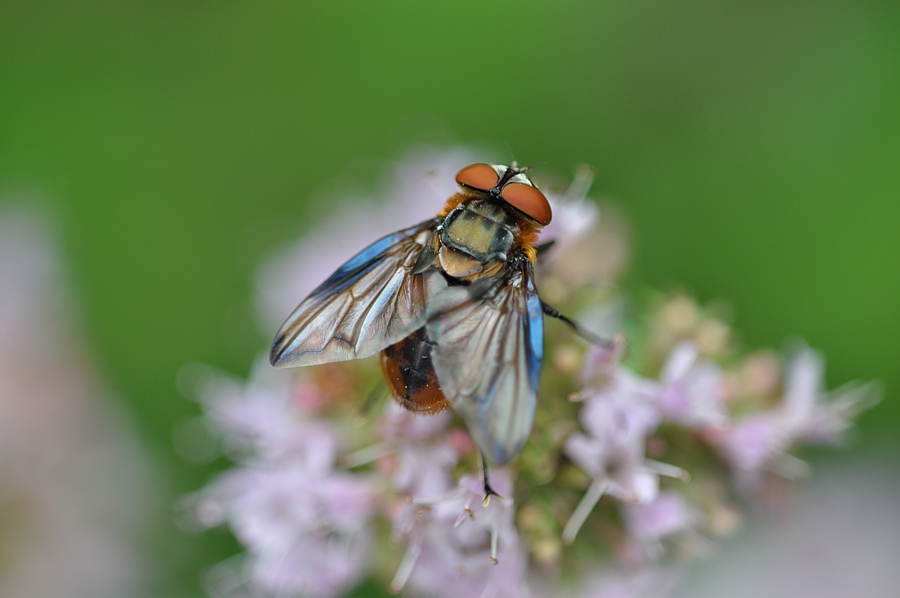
[
  {"x1": 657, "y1": 341, "x2": 728, "y2": 430},
  {"x1": 377, "y1": 401, "x2": 461, "y2": 500},
  {"x1": 718, "y1": 346, "x2": 877, "y2": 490},
  {"x1": 563, "y1": 368, "x2": 686, "y2": 543},
  {"x1": 0, "y1": 207, "x2": 155, "y2": 598},
  {"x1": 622, "y1": 491, "x2": 703, "y2": 562},
  {"x1": 393, "y1": 471, "x2": 529, "y2": 598},
  {"x1": 189, "y1": 361, "x2": 378, "y2": 598}
]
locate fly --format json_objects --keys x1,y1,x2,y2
[{"x1": 270, "y1": 162, "x2": 610, "y2": 496}]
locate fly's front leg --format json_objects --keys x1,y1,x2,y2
[{"x1": 534, "y1": 240, "x2": 556, "y2": 261}]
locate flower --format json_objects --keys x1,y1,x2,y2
[
  {"x1": 779, "y1": 347, "x2": 877, "y2": 445},
  {"x1": 0, "y1": 206, "x2": 155, "y2": 598},
  {"x1": 376, "y1": 401, "x2": 462, "y2": 500},
  {"x1": 622, "y1": 491, "x2": 704, "y2": 561},
  {"x1": 539, "y1": 164, "x2": 601, "y2": 255},
  {"x1": 392, "y1": 471, "x2": 530, "y2": 598},
  {"x1": 562, "y1": 367, "x2": 687, "y2": 544},
  {"x1": 718, "y1": 345, "x2": 878, "y2": 491},
  {"x1": 375, "y1": 403, "x2": 526, "y2": 597},
  {"x1": 188, "y1": 148, "x2": 876, "y2": 598},
  {"x1": 189, "y1": 360, "x2": 379, "y2": 598},
  {"x1": 656, "y1": 341, "x2": 728, "y2": 431}
]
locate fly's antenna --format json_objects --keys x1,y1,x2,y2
[
  {"x1": 563, "y1": 163, "x2": 595, "y2": 202},
  {"x1": 424, "y1": 167, "x2": 448, "y2": 201},
  {"x1": 503, "y1": 141, "x2": 517, "y2": 167}
]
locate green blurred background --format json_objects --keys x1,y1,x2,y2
[{"x1": 2, "y1": 1, "x2": 897, "y2": 595}]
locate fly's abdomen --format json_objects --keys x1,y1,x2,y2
[{"x1": 380, "y1": 327, "x2": 450, "y2": 414}]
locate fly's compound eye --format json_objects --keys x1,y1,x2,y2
[
  {"x1": 501, "y1": 182, "x2": 552, "y2": 225},
  {"x1": 455, "y1": 163, "x2": 500, "y2": 192}
]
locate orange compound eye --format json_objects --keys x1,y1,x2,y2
[
  {"x1": 455, "y1": 163, "x2": 500, "y2": 191},
  {"x1": 501, "y1": 183, "x2": 552, "y2": 225}
]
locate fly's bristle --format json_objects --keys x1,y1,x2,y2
[{"x1": 438, "y1": 192, "x2": 469, "y2": 217}]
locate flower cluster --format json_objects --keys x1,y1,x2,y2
[
  {"x1": 186, "y1": 361, "x2": 380, "y2": 598},
  {"x1": 187, "y1": 147, "x2": 877, "y2": 598}
]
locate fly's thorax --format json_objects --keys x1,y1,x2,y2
[
  {"x1": 439, "y1": 198, "x2": 516, "y2": 255},
  {"x1": 435, "y1": 198, "x2": 541, "y2": 279}
]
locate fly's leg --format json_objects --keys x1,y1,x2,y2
[
  {"x1": 541, "y1": 301, "x2": 623, "y2": 350},
  {"x1": 535, "y1": 240, "x2": 556, "y2": 261},
  {"x1": 480, "y1": 451, "x2": 503, "y2": 506},
  {"x1": 356, "y1": 382, "x2": 387, "y2": 421}
]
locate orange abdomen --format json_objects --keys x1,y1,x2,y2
[{"x1": 380, "y1": 327, "x2": 450, "y2": 414}]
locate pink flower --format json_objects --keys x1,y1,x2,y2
[
  {"x1": 718, "y1": 345, "x2": 877, "y2": 490},
  {"x1": 657, "y1": 342, "x2": 728, "y2": 430},
  {"x1": 392, "y1": 471, "x2": 529, "y2": 598},
  {"x1": 377, "y1": 401, "x2": 461, "y2": 499},
  {"x1": 0, "y1": 208, "x2": 155, "y2": 598},
  {"x1": 719, "y1": 413, "x2": 787, "y2": 474},
  {"x1": 563, "y1": 369, "x2": 686, "y2": 543},
  {"x1": 579, "y1": 340, "x2": 628, "y2": 386},
  {"x1": 622, "y1": 491, "x2": 704, "y2": 563},
  {"x1": 190, "y1": 361, "x2": 379, "y2": 598},
  {"x1": 779, "y1": 347, "x2": 877, "y2": 445},
  {"x1": 578, "y1": 368, "x2": 662, "y2": 442},
  {"x1": 196, "y1": 359, "x2": 342, "y2": 467},
  {"x1": 197, "y1": 465, "x2": 376, "y2": 598},
  {"x1": 624, "y1": 491, "x2": 698, "y2": 544},
  {"x1": 248, "y1": 531, "x2": 372, "y2": 598}
]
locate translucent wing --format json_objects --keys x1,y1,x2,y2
[
  {"x1": 426, "y1": 259, "x2": 544, "y2": 466},
  {"x1": 270, "y1": 218, "x2": 443, "y2": 367}
]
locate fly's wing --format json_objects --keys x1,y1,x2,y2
[
  {"x1": 270, "y1": 218, "x2": 443, "y2": 367},
  {"x1": 426, "y1": 260, "x2": 544, "y2": 466}
]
